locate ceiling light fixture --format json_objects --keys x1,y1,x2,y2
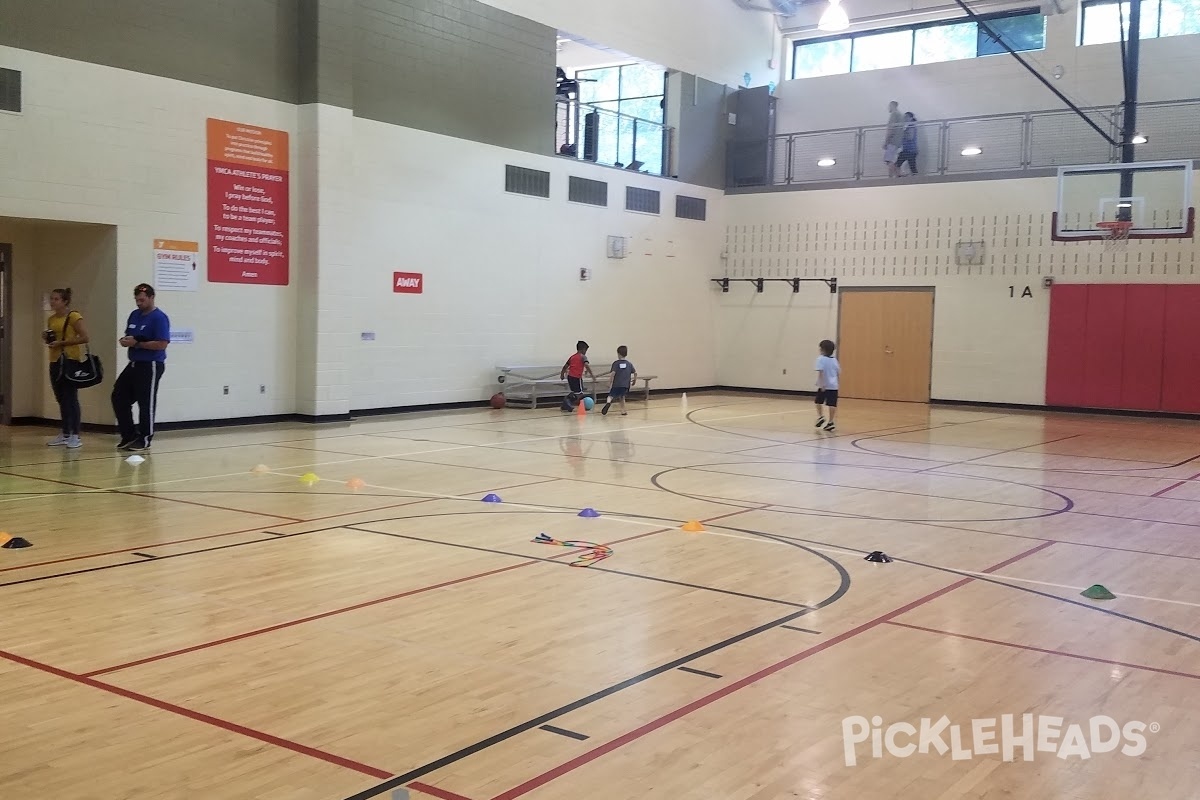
[
  {"x1": 818, "y1": 0, "x2": 850, "y2": 32},
  {"x1": 1130, "y1": 133, "x2": 1148, "y2": 144},
  {"x1": 817, "y1": 157, "x2": 837, "y2": 167},
  {"x1": 961, "y1": 146, "x2": 983, "y2": 156}
]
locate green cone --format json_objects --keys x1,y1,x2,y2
[{"x1": 1081, "y1": 584, "x2": 1116, "y2": 600}]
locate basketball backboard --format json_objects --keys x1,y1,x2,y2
[{"x1": 1053, "y1": 160, "x2": 1194, "y2": 241}]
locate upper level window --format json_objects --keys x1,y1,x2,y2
[
  {"x1": 1081, "y1": 0, "x2": 1200, "y2": 44},
  {"x1": 573, "y1": 63, "x2": 666, "y2": 171},
  {"x1": 791, "y1": 8, "x2": 1046, "y2": 79}
]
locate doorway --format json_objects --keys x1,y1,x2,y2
[{"x1": 836, "y1": 287, "x2": 935, "y2": 402}]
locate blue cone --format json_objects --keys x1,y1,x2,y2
[
  {"x1": 578, "y1": 507, "x2": 600, "y2": 518},
  {"x1": 482, "y1": 493, "x2": 502, "y2": 503}
]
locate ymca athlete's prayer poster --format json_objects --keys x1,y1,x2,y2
[{"x1": 206, "y1": 118, "x2": 290, "y2": 285}]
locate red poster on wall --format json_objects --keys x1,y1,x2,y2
[{"x1": 206, "y1": 118, "x2": 290, "y2": 285}]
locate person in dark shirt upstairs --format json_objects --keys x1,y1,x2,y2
[
  {"x1": 112, "y1": 283, "x2": 170, "y2": 451},
  {"x1": 897, "y1": 112, "x2": 919, "y2": 176}
]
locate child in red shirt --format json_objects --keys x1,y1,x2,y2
[{"x1": 560, "y1": 340, "x2": 595, "y2": 411}]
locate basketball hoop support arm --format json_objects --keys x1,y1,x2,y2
[
  {"x1": 1117, "y1": 0, "x2": 1142, "y2": 206},
  {"x1": 949, "y1": 0, "x2": 1119, "y2": 148},
  {"x1": 711, "y1": 277, "x2": 838, "y2": 294}
]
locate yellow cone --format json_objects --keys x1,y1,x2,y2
[
  {"x1": 681, "y1": 520, "x2": 705, "y2": 532},
  {"x1": 299, "y1": 472, "x2": 320, "y2": 486},
  {"x1": 0, "y1": 532, "x2": 11, "y2": 546}
]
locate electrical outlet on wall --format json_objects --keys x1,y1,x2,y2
[
  {"x1": 260, "y1": 385, "x2": 266, "y2": 394},
  {"x1": 782, "y1": 368, "x2": 787, "y2": 375},
  {"x1": 223, "y1": 386, "x2": 229, "y2": 395}
]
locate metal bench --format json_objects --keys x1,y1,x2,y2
[{"x1": 495, "y1": 366, "x2": 597, "y2": 409}]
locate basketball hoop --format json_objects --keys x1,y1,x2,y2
[{"x1": 1096, "y1": 220, "x2": 1133, "y2": 251}]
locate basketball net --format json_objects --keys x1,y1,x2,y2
[{"x1": 1096, "y1": 221, "x2": 1133, "y2": 252}]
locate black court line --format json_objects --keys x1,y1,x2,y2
[
  {"x1": 339, "y1": 531, "x2": 852, "y2": 800},
  {"x1": 131, "y1": 552, "x2": 156, "y2": 559},
  {"x1": 717, "y1": 524, "x2": 1200, "y2": 646},
  {"x1": 780, "y1": 625, "x2": 822, "y2": 635},
  {"x1": 0, "y1": 507, "x2": 604, "y2": 590},
  {"x1": 0, "y1": 530, "x2": 317, "y2": 589},
  {"x1": 538, "y1": 725, "x2": 589, "y2": 741},
  {"x1": 347, "y1": 525, "x2": 810, "y2": 609},
  {"x1": 676, "y1": 666, "x2": 722, "y2": 679}
]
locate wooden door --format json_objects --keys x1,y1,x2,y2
[{"x1": 838, "y1": 289, "x2": 934, "y2": 402}]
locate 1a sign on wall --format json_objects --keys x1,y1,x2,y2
[{"x1": 394, "y1": 272, "x2": 423, "y2": 294}]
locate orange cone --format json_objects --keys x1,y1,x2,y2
[
  {"x1": 681, "y1": 520, "x2": 705, "y2": 532},
  {"x1": 576, "y1": 398, "x2": 587, "y2": 417}
]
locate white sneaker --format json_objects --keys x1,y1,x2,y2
[
  {"x1": 66, "y1": 435, "x2": 82, "y2": 449},
  {"x1": 47, "y1": 434, "x2": 69, "y2": 446}
]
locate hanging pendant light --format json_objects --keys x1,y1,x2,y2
[{"x1": 819, "y1": 0, "x2": 850, "y2": 31}]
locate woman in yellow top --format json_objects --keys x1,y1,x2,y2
[{"x1": 45, "y1": 287, "x2": 91, "y2": 448}]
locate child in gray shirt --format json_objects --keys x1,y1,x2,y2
[{"x1": 602, "y1": 345, "x2": 637, "y2": 416}]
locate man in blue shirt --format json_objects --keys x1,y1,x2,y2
[{"x1": 111, "y1": 283, "x2": 170, "y2": 451}]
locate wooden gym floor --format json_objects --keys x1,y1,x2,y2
[{"x1": 0, "y1": 392, "x2": 1197, "y2": 800}]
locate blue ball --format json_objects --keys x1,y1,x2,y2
[{"x1": 583, "y1": 396, "x2": 595, "y2": 410}]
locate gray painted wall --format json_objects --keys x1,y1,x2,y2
[
  {"x1": 299, "y1": 0, "x2": 356, "y2": 108},
  {"x1": 675, "y1": 74, "x2": 730, "y2": 191},
  {"x1": 353, "y1": 0, "x2": 555, "y2": 155},
  {"x1": 0, "y1": 0, "x2": 300, "y2": 104},
  {"x1": 0, "y1": 0, "x2": 674, "y2": 165}
]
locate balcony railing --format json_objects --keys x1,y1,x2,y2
[
  {"x1": 555, "y1": 99, "x2": 673, "y2": 178},
  {"x1": 727, "y1": 97, "x2": 1200, "y2": 189}
]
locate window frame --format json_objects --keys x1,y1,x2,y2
[
  {"x1": 790, "y1": 7, "x2": 1046, "y2": 80},
  {"x1": 1079, "y1": 0, "x2": 1167, "y2": 44},
  {"x1": 574, "y1": 63, "x2": 667, "y2": 125}
]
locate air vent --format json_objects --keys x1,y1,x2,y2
[
  {"x1": 568, "y1": 176, "x2": 608, "y2": 206},
  {"x1": 676, "y1": 195, "x2": 707, "y2": 221},
  {"x1": 625, "y1": 186, "x2": 660, "y2": 214},
  {"x1": 0, "y1": 68, "x2": 21, "y2": 113},
  {"x1": 505, "y1": 165, "x2": 550, "y2": 198}
]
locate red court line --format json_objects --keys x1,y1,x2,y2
[
  {"x1": 885, "y1": 620, "x2": 1200, "y2": 680},
  {"x1": 487, "y1": 541, "x2": 1054, "y2": 800},
  {"x1": 410, "y1": 782, "x2": 475, "y2": 800},
  {"x1": 82, "y1": 560, "x2": 540, "y2": 677},
  {"x1": 82, "y1": 509, "x2": 752, "y2": 677},
  {"x1": 1150, "y1": 469, "x2": 1200, "y2": 498},
  {"x1": 0, "y1": 646, "x2": 391, "y2": 779}
]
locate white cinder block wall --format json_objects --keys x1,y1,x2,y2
[
  {"x1": 0, "y1": 45, "x2": 724, "y2": 424},
  {"x1": 0, "y1": 46, "x2": 300, "y2": 424},
  {"x1": 718, "y1": 174, "x2": 1200, "y2": 405},
  {"x1": 351, "y1": 119, "x2": 724, "y2": 408}
]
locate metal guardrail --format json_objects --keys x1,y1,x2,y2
[
  {"x1": 727, "y1": 97, "x2": 1200, "y2": 189},
  {"x1": 555, "y1": 99, "x2": 673, "y2": 177}
]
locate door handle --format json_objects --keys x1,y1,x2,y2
[{"x1": 884, "y1": 346, "x2": 894, "y2": 355}]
